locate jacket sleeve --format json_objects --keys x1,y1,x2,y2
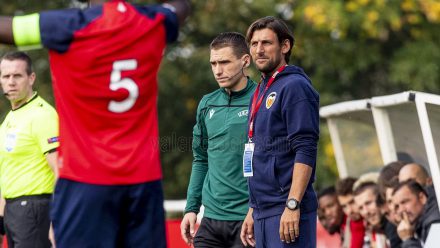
[
  {"x1": 283, "y1": 75, "x2": 319, "y2": 168},
  {"x1": 184, "y1": 98, "x2": 209, "y2": 214},
  {"x1": 135, "y1": 4, "x2": 179, "y2": 43},
  {"x1": 39, "y1": 8, "x2": 102, "y2": 53},
  {"x1": 401, "y1": 238, "x2": 422, "y2": 248}
]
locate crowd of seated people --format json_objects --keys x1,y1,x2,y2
[{"x1": 318, "y1": 162, "x2": 440, "y2": 247}]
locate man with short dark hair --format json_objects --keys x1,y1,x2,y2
[
  {"x1": 378, "y1": 161, "x2": 405, "y2": 226},
  {"x1": 353, "y1": 182, "x2": 383, "y2": 230},
  {"x1": 393, "y1": 180, "x2": 440, "y2": 247},
  {"x1": 377, "y1": 161, "x2": 405, "y2": 248},
  {"x1": 335, "y1": 178, "x2": 365, "y2": 248},
  {"x1": 0, "y1": 1, "x2": 190, "y2": 247},
  {"x1": 336, "y1": 178, "x2": 362, "y2": 223},
  {"x1": 240, "y1": 16, "x2": 319, "y2": 248},
  {"x1": 378, "y1": 161, "x2": 406, "y2": 198},
  {"x1": 0, "y1": 51, "x2": 59, "y2": 248},
  {"x1": 353, "y1": 181, "x2": 390, "y2": 248},
  {"x1": 318, "y1": 186, "x2": 344, "y2": 235},
  {"x1": 180, "y1": 32, "x2": 256, "y2": 248}
]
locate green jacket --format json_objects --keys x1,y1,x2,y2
[{"x1": 185, "y1": 79, "x2": 256, "y2": 220}]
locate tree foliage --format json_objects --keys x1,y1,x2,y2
[{"x1": 1, "y1": 0, "x2": 439, "y2": 196}]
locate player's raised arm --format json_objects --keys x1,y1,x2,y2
[
  {"x1": 0, "y1": 0, "x2": 190, "y2": 46},
  {"x1": 163, "y1": 0, "x2": 191, "y2": 25},
  {"x1": 0, "y1": 17, "x2": 14, "y2": 45},
  {"x1": 0, "y1": 14, "x2": 42, "y2": 48}
]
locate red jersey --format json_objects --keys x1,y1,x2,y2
[
  {"x1": 39, "y1": 1, "x2": 178, "y2": 184},
  {"x1": 340, "y1": 215, "x2": 366, "y2": 248}
]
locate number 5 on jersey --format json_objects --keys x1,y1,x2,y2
[{"x1": 108, "y1": 59, "x2": 139, "y2": 113}]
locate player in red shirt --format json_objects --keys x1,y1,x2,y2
[{"x1": 0, "y1": 0, "x2": 190, "y2": 247}]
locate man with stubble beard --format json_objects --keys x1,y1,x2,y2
[
  {"x1": 240, "y1": 16, "x2": 319, "y2": 248},
  {"x1": 354, "y1": 181, "x2": 396, "y2": 248},
  {"x1": 336, "y1": 177, "x2": 366, "y2": 248}
]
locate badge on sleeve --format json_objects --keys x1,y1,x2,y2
[
  {"x1": 243, "y1": 143, "x2": 254, "y2": 177},
  {"x1": 5, "y1": 132, "x2": 17, "y2": 152}
]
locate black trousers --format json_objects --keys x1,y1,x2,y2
[
  {"x1": 194, "y1": 217, "x2": 249, "y2": 248},
  {"x1": 4, "y1": 194, "x2": 52, "y2": 248}
]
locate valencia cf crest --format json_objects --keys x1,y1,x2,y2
[{"x1": 266, "y1": 92, "x2": 277, "y2": 109}]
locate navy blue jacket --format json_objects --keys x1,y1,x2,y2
[{"x1": 248, "y1": 65, "x2": 319, "y2": 219}]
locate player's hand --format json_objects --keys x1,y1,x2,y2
[
  {"x1": 180, "y1": 212, "x2": 197, "y2": 245},
  {"x1": 280, "y1": 208, "x2": 300, "y2": 243},
  {"x1": 49, "y1": 223, "x2": 56, "y2": 248},
  {"x1": 397, "y1": 212, "x2": 415, "y2": 241},
  {"x1": 240, "y1": 208, "x2": 256, "y2": 247}
]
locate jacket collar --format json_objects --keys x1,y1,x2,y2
[
  {"x1": 220, "y1": 77, "x2": 254, "y2": 98},
  {"x1": 11, "y1": 92, "x2": 38, "y2": 112}
]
